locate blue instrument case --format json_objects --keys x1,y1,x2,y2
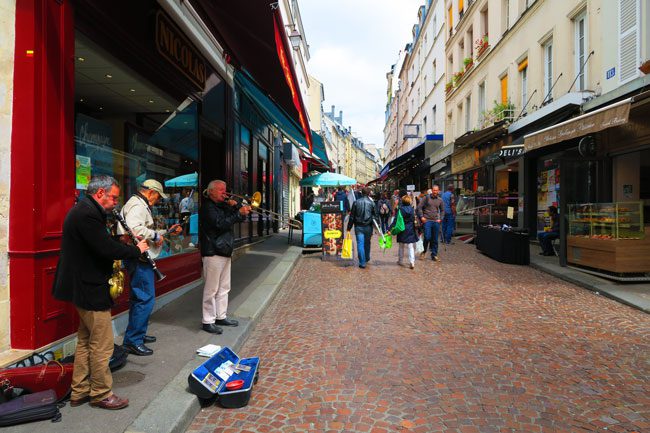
[{"x1": 188, "y1": 346, "x2": 259, "y2": 408}]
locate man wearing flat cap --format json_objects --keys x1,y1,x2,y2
[{"x1": 118, "y1": 179, "x2": 181, "y2": 356}]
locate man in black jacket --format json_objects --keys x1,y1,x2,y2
[
  {"x1": 199, "y1": 180, "x2": 251, "y2": 333},
  {"x1": 346, "y1": 187, "x2": 379, "y2": 268},
  {"x1": 52, "y1": 175, "x2": 148, "y2": 410}
]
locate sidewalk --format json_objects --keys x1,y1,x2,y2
[
  {"x1": 528, "y1": 243, "x2": 650, "y2": 314},
  {"x1": 10, "y1": 232, "x2": 301, "y2": 433}
]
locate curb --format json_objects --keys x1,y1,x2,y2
[{"x1": 125, "y1": 246, "x2": 302, "y2": 433}]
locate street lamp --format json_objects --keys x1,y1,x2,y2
[{"x1": 288, "y1": 28, "x2": 302, "y2": 50}]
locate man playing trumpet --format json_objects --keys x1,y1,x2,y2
[{"x1": 199, "y1": 180, "x2": 251, "y2": 334}]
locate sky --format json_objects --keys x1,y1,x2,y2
[{"x1": 300, "y1": 0, "x2": 423, "y2": 148}]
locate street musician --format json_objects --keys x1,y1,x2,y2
[{"x1": 199, "y1": 180, "x2": 251, "y2": 334}]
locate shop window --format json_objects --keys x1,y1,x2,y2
[
  {"x1": 240, "y1": 126, "x2": 251, "y2": 194},
  {"x1": 74, "y1": 32, "x2": 199, "y2": 258}
]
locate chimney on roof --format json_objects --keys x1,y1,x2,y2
[
  {"x1": 331, "y1": 105, "x2": 335, "y2": 116},
  {"x1": 339, "y1": 111, "x2": 343, "y2": 123}
]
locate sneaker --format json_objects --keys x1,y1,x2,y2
[
  {"x1": 419, "y1": 252, "x2": 426, "y2": 259},
  {"x1": 409, "y1": 263, "x2": 415, "y2": 269},
  {"x1": 432, "y1": 256, "x2": 440, "y2": 262}
]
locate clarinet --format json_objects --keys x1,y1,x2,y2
[{"x1": 112, "y1": 209, "x2": 166, "y2": 281}]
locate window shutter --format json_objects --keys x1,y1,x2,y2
[
  {"x1": 448, "y1": 7, "x2": 453, "y2": 30},
  {"x1": 501, "y1": 76, "x2": 508, "y2": 105},
  {"x1": 618, "y1": 0, "x2": 640, "y2": 84},
  {"x1": 459, "y1": 0, "x2": 464, "y2": 13}
]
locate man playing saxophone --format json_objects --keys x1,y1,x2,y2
[
  {"x1": 118, "y1": 179, "x2": 181, "y2": 356},
  {"x1": 52, "y1": 175, "x2": 148, "y2": 410}
]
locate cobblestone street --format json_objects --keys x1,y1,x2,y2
[{"x1": 188, "y1": 241, "x2": 650, "y2": 433}]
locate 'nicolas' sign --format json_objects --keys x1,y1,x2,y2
[{"x1": 156, "y1": 11, "x2": 207, "y2": 89}]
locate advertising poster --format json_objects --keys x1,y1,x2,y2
[
  {"x1": 321, "y1": 201, "x2": 345, "y2": 258},
  {"x1": 75, "y1": 155, "x2": 92, "y2": 190},
  {"x1": 536, "y1": 160, "x2": 560, "y2": 232}
]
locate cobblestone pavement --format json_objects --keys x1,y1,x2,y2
[{"x1": 188, "y1": 240, "x2": 650, "y2": 433}]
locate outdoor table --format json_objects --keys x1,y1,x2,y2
[{"x1": 476, "y1": 225, "x2": 530, "y2": 265}]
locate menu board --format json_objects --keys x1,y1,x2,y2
[{"x1": 321, "y1": 201, "x2": 345, "y2": 258}]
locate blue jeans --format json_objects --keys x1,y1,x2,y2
[
  {"x1": 538, "y1": 231, "x2": 559, "y2": 255},
  {"x1": 123, "y1": 261, "x2": 155, "y2": 346},
  {"x1": 379, "y1": 215, "x2": 389, "y2": 234},
  {"x1": 354, "y1": 225, "x2": 373, "y2": 267},
  {"x1": 423, "y1": 220, "x2": 440, "y2": 257},
  {"x1": 442, "y1": 214, "x2": 455, "y2": 244}
]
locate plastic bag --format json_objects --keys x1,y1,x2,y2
[
  {"x1": 341, "y1": 232, "x2": 353, "y2": 259},
  {"x1": 378, "y1": 233, "x2": 392, "y2": 250},
  {"x1": 415, "y1": 235, "x2": 424, "y2": 254}
]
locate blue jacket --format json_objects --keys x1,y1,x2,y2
[
  {"x1": 334, "y1": 190, "x2": 349, "y2": 212},
  {"x1": 389, "y1": 205, "x2": 419, "y2": 244},
  {"x1": 442, "y1": 190, "x2": 456, "y2": 214}
]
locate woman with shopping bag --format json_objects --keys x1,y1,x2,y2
[{"x1": 387, "y1": 195, "x2": 419, "y2": 269}]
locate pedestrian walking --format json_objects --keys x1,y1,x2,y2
[
  {"x1": 416, "y1": 185, "x2": 444, "y2": 261},
  {"x1": 118, "y1": 179, "x2": 181, "y2": 356},
  {"x1": 334, "y1": 186, "x2": 350, "y2": 213},
  {"x1": 346, "y1": 187, "x2": 379, "y2": 269},
  {"x1": 376, "y1": 192, "x2": 391, "y2": 234},
  {"x1": 200, "y1": 180, "x2": 251, "y2": 333},
  {"x1": 388, "y1": 194, "x2": 418, "y2": 269},
  {"x1": 52, "y1": 175, "x2": 148, "y2": 410},
  {"x1": 441, "y1": 184, "x2": 457, "y2": 245}
]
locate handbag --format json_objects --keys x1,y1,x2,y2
[
  {"x1": 0, "y1": 360, "x2": 73, "y2": 402},
  {"x1": 341, "y1": 232, "x2": 353, "y2": 259},
  {"x1": 391, "y1": 209, "x2": 405, "y2": 236}
]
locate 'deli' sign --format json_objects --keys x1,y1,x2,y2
[{"x1": 156, "y1": 11, "x2": 207, "y2": 90}]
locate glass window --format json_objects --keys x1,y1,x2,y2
[
  {"x1": 240, "y1": 125, "x2": 251, "y2": 194},
  {"x1": 74, "y1": 31, "x2": 199, "y2": 258},
  {"x1": 574, "y1": 11, "x2": 587, "y2": 91},
  {"x1": 478, "y1": 82, "x2": 486, "y2": 122},
  {"x1": 520, "y1": 66, "x2": 528, "y2": 113},
  {"x1": 543, "y1": 39, "x2": 553, "y2": 102}
]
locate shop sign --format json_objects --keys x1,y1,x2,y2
[
  {"x1": 156, "y1": 11, "x2": 207, "y2": 90},
  {"x1": 525, "y1": 102, "x2": 630, "y2": 151},
  {"x1": 483, "y1": 145, "x2": 524, "y2": 164},
  {"x1": 321, "y1": 202, "x2": 345, "y2": 258},
  {"x1": 451, "y1": 148, "x2": 479, "y2": 174}
]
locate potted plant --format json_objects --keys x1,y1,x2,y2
[
  {"x1": 475, "y1": 34, "x2": 489, "y2": 57},
  {"x1": 445, "y1": 81, "x2": 454, "y2": 94},
  {"x1": 463, "y1": 57, "x2": 474, "y2": 70},
  {"x1": 453, "y1": 70, "x2": 465, "y2": 83}
]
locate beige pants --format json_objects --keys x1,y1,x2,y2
[
  {"x1": 202, "y1": 255, "x2": 232, "y2": 323},
  {"x1": 71, "y1": 307, "x2": 114, "y2": 402}
]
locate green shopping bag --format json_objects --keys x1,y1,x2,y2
[
  {"x1": 391, "y1": 209, "x2": 405, "y2": 236},
  {"x1": 378, "y1": 233, "x2": 392, "y2": 249}
]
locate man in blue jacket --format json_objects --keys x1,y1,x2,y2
[{"x1": 441, "y1": 184, "x2": 456, "y2": 245}]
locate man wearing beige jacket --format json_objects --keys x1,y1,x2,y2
[{"x1": 118, "y1": 179, "x2": 181, "y2": 356}]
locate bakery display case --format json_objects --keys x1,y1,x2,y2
[
  {"x1": 568, "y1": 202, "x2": 644, "y2": 240},
  {"x1": 567, "y1": 201, "x2": 650, "y2": 273}
]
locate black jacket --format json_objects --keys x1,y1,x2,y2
[
  {"x1": 200, "y1": 199, "x2": 245, "y2": 258},
  {"x1": 347, "y1": 196, "x2": 379, "y2": 230},
  {"x1": 52, "y1": 196, "x2": 141, "y2": 311}
]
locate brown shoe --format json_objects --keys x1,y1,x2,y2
[
  {"x1": 69, "y1": 395, "x2": 90, "y2": 407},
  {"x1": 90, "y1": 394, "x2": 129, "y2": 410}
]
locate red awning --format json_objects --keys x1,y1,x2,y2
[{"x1": 188, "y1": 0, "x2": 312, "y2": 152}]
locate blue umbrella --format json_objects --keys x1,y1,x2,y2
[
  {"x1": 164, "y1": 172, "x2": 198, "y2": 187},
  {"x1": 299, "y1": 172, "x2": 356, "y2": 187}
]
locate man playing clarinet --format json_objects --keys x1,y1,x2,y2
[{"x1": 118, "y1": 179, "x2": 181, "y2": 356}]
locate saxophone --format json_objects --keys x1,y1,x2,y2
[{"x1": 109, "y1": 260, "x2": 125, "y2": 299}]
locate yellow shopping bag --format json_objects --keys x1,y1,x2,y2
[{"x1": 341, "y1": 231, "x2": 353, "y2": 259}]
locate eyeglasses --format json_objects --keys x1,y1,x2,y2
[{"x1": 107, "y1": 194, "x2": 120, "y2": 201}]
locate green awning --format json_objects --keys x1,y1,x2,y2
[{"x1": 235, "y1": 72, "x2": 328, "y2": 165}]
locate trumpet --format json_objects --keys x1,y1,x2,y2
[{"x1": 207, "y1": 190, "x2": 301, "y2": 229}]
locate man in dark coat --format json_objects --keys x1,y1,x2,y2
[
  {"x1": 52, "y1": 175, "x2": 148, "y2": 410},
  {"x1": 346, "y1": 187, "x2": 379, "y2": 269},
  {"x1": 199, "y1": 180, "x2": 251, "y2": 334}
]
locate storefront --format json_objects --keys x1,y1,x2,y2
[
  {"x1": 8, "y1": 0, "x2": 310, "y2": 353},
  {"x1": 523, "y1": 91, "x2": 650, "y2": 275}
]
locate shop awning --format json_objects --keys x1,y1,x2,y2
[
  {"x1": 383, "y1": 143, "x2": 425, "y2": 175},
  {"x1": 524, "y1": 98, "x2": 631, "y2": 152},
  {"x1": 188, "y1": 0, "x2": 312, "y2": 152},
  {"x1": 235, "y1": 72, "x2": 328, "y2": 166},
  {"x1": 453, "y1": 121, "x2": 508, "y2": 149}
]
